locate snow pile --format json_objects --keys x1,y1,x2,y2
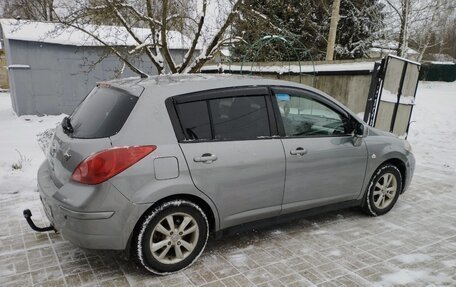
[
  {"x1": 429, "y1": 61, "x2": 455, "y2": 65},
  {"x1": 0, "y1": 93, "x2": 65, "y2": 196},
  {"x1": 407, "y1": 81, "x2": 456, "y2": 177}
]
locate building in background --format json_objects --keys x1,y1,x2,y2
[{"x1": 0, "y1": 19, "x2": 196, "y2": 115}]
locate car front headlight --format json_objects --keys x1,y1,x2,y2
[{"x1": 403, "y1": 140, "x2": 413, "y2": 153}]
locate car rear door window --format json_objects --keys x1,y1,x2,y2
[
  {"x1": 174, "y1": 94, "x2": 271, "y2": 141},
  {"x1": 209, "y1": 96, "x2": 270, "y2": 140},
  {"x1": 176, "y1": 101, "x2": 212, "y2": 140}
]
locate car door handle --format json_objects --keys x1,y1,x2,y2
[
  {"x1": 290, "y1": 148, "x2": 308, "y2": 156},
  {"x1": 193, "y1": 153, "x2": 217, "y2": 163}
]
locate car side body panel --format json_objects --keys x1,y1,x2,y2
[
  {"x1": 358, "y1": 127, "x2": 415, "y2": 199},
  {"x1": 280, "y1": 136, "x2": 368, "y2": 214},
  {"x1": 180, "y1": 139, "x2": 286, "y2": 229}
]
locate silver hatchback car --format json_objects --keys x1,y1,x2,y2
[{"x1": 26, "y1": 74, "x2": 415, "y2": 274}]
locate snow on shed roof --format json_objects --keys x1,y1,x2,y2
[{"x1": 0, "y1": 19, "x2": 195, "y2": 49}]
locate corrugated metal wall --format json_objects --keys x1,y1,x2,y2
[{"x1": 4, "y1": 39, "x2": 187, "y2": 115}]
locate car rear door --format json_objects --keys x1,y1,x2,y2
[
  {"x1": 271, "y1": 87, "x2": 368, "y2": 213},
  {"x1": 169, "y1": 87, "x2": 286, "y2": 229}
]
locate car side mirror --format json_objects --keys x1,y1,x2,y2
[
  {"x1": 351, "y1": 121, "x2": 366, "y2": 146},
  {"x1": 354, "y1": 122, "x2": 365, "y2": 138}
]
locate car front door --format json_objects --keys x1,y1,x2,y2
[
  {"x1": 171, "y1": 87, "x2": 286, "y2": 229},
  {"x1": 271, "y1": 87, "x2": 368, "y2": 213}
]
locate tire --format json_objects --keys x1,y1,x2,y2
[
  {"x1": 136, "y1": 200, "x2": 209, "y2": 275},
  {"x1": 363, "y1": 164, "x2": 402, "y2": 216}
]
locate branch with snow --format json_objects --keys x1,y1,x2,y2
[{"x1": 186, "y1": 0, "x2": 243, "y2": 73}]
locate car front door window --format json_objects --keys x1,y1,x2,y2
[{"x1": 275, "y1": 93, "x2": 349, "y2": 137}]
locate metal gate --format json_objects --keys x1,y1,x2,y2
[{"x1": 363, "y1": 55, "x2": 421, "y2": 138}]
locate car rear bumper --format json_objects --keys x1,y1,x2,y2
[{"x1": 37, "y1": 161, "x2": 149, "y2": 250}]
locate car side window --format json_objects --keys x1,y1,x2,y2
[
  {"x1": 274, "y1": 91, "x2": 350, "y2": 137},
  {"x1": 209, "y1": 96, "x2": 270, "y2": 140},
  {"x1": 174, "y1": 94, "x2": 271, "y2": 141},
  {"x1": 176, "y1": 101, "x2": 212, "y2": 140}
]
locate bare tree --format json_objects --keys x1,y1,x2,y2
[
  {"x1": 49, "y1": 0, "x2": 243, "y2": 76},
  {"x1": 382, "y1": 0, "x2": 453, "y2": 59},
  {"x1": 410, "y1": 0, "x2": 454, "y2": 61},
  {"x1": 2, "y1": 0, "x2": 55, "y2": 21},
  {"x1": 439, "y1": 17, "x2": 456, "y2": 59}
]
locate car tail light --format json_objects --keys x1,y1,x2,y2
[{"x1": 71, "y1": 145, "x2": 156, "y2": 185}]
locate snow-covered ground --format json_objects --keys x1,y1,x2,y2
[
  {"x1": 0, "y1": 94, "x2": 64, "y2": 198},
  {"x1": 408, "y1": 81, "x2": 456, "y2": 179},
  {"x1": 0, "y1": 81, "x2": 455, "y2": 286}
]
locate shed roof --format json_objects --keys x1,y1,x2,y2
[{"x1": 0, "y1": 19, "x2": 195, "y2": 49}]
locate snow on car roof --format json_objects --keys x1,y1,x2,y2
[
  {"x1": 104, "y1": 74, "x2": 294, "y2": 94},
  {"x1": 0, "y1": 19, "x2": 196, "y2": 49},
  {"x1": 106, "y1": 74, "x2": 262, "y2": 88}
]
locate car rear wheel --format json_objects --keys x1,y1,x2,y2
[
  {"x1": 136, "y1": 200, "x2": 209, "y2": 274},
  {"x1": 363, "y1": 164, "x2": 402, "y2": 216}
]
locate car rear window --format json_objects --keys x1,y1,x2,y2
[{"x1": 70, "y1": 87, "x2": 138, "y2": 139}]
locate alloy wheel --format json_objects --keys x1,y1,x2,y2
[
  {"x1": 372, "y1": 172, "x2": 398, "y2": 210},
  {"x1": 149, "y1": 212, "x2": 199, "y2": 265}
]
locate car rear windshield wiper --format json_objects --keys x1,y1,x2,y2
[{"x1": 62, "y1": 116, "x2": 74, "y2": 135}]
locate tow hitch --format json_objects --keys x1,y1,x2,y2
[{"x1": 23, "y1": 209, "x2": 56, "y2": 232}]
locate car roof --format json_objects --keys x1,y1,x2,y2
[{"x1": 104, "y1": 74, "x2": 321, "y2": 97}]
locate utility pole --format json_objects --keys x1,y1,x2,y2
[{"x1": 326, "y1": 0, "x2": 341, "y2": 61}]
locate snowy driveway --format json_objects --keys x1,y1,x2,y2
[{"x1": 1, "y1": 82, "x2": 455, "y2": 287}]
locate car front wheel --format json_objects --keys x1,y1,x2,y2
[
  {"x1": 363, "y1": 164, "x2": 402, "y2": 216},
  {"x1": 136, "y1": 200, "x2": 209, "y2": 274}
]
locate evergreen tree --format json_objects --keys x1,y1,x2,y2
[
  {"x1": 336, "y1": 0, "x2": 385, "y2": 59},
  {"x1": 232, "y1": 0, "x2": 384, "y2": 61}
]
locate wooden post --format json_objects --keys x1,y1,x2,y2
[{"x1": 326, "y1": 0, "x2": 341, "y2": 61}]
